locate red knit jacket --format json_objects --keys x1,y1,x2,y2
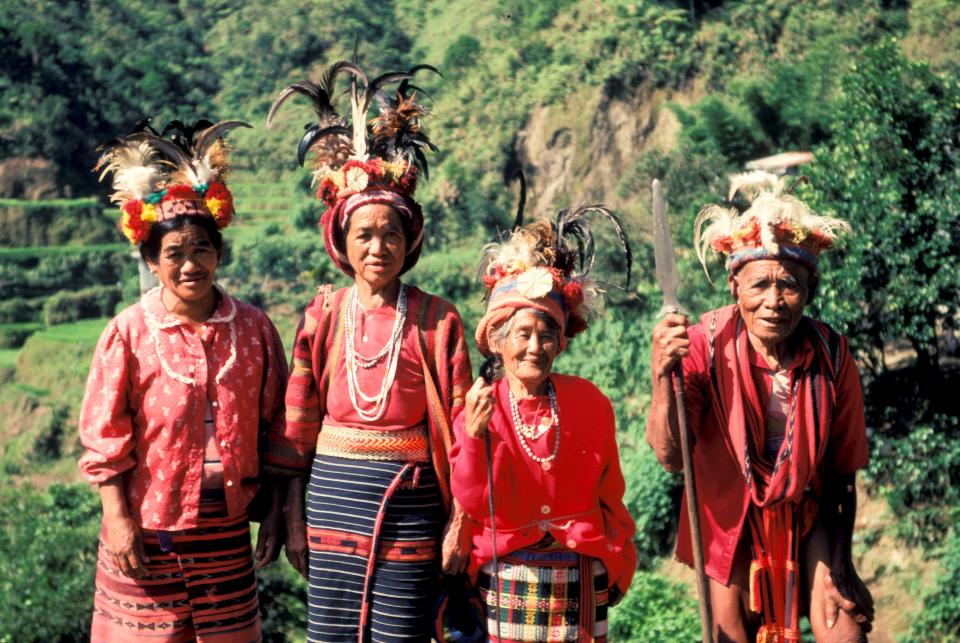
[{"x1": 450, "y1": 374, "x2": 638, "y2": 593}]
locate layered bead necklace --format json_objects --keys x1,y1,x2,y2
[
  {"x1": 508, "y1": 379, "x2": 560, "y2": 470},
  {"x1": 344, "y1": 283, "x2": 408, "y2": 422}
]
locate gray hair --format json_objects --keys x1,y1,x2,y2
[{"x1": 487, "y1": 307, "x2": 560, "y2": 353}]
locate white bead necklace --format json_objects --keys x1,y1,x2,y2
[
  {"x1": 508, "y1": 380, "x2": 560, "y2": 470},
  {"x1": 344, "y1": 284, "x2": 408, "y2": 422}
]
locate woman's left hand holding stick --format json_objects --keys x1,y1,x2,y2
[{"x1": 464, "y1": 377, "x2": 495, "y2": 439}]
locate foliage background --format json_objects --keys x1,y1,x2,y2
[{"x1": 1, "y1": 0, "x2": 959, "y2": 640}]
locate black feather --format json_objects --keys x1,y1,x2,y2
[
  {"x1": 297, "y1": 124, "x2": 351, "y2": 167},
  {"x1": 413, "y1": 148, "x2": 429, "y2": 181},
  {"x1": 554, "y1": 205, "x2": 633, "y2": 289},
  {"x1": 397, "y1": 64, "x2": 442, "y2": 97}
]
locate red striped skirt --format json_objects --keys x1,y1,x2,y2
[{"x1": 91, "y1": 496, "x2": 260, "y2": 642}]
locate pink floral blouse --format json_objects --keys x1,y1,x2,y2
[{"x1": 78, "y1": 286, "x2": 287, "y2": 530}]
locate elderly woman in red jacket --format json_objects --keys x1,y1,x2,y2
[{"x1": 450, "y1": 212, "x2": 637, "y2": 642}]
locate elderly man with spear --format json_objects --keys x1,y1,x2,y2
[{"x1": 646, "y1": 173, "x2": 875, "y2": 642}]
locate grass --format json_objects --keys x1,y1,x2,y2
[
  {"x1": 0, "y1": 322, "x2": 43, "y2": 332},
  {"x1": 33, "y1": 318, "x2": 109, "y2": 346},
  {"x1": 0, "y1": 243, "x2": 127, "y2": 262},
  {"x1": 0, "y1": 349, "x2": 19, "y2": 368},
  {"x1": 0, "y1": 197, "x2": 99, "y2": 208}
]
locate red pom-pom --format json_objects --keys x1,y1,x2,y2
[
  {"x1": 807, "y1": 229, "x2": 834, "y2": 251},
  {"x1": 204, "y1": 181, "x2": 234, "y2": 228},
  {"x1": 562, "y1": 281, "x2": 584, "y2": 309},
  {"x1": 163, "y1": 184, "x2": 200, "y2": 201},
  {"x1": 710, "y1": 235, "x2": 733, "y2": 254},
  {"x1": 317, "y1": 177, "x2": 339, "y2": 206},
  {"x1": 566, "y1": 315, "x2": 588, "y2": 337},
  {"x1": 711, "y1": 235, "x2": 734, "y2": 253},
  {"x1": 122, "y1": 200, "x2": 150, "y2": 243},
  {"x1": 740, "y1": 221, "x2": 761, "y2": 244}
]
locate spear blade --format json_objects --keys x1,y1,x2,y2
[{"x1": 652, "y1": 179, "x2": 689, "y2": 317}]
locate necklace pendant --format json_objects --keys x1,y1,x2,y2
[{"x1": 541, "y1": 461, "x2": 552, "y2": 471}]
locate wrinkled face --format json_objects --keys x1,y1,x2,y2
[
  {"x1": 146, "y1": 224, "x2": 218, "y2": 305},
  {"x1": 345, "y1": 204, "x2": 407, "y2": 289},
  {"x1": 730, "y1": 259, "x2": 810, "y2": 347},
  {"x1": 491, "y1": 309, "x2": 561, "y2": 391}
]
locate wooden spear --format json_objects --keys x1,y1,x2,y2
[{"x1": 652, "y1": 179, "x2": 714, "y2": 643}]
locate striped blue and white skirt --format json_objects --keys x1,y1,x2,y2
[{"x1": 306, "y1": 454, "x2": 445, "y2": 642}]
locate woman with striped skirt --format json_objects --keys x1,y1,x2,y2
[
  {"x1": 80, "y1": 120, "x2": 288, "y2": 641},
  {"x1": 450, "y1": 211, "x2": 638, "y2": 642},
  {"x1": 263, "y1": 60, "x2": 473, "y2": 642}
]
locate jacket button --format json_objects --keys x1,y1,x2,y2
[
  {"x1": 226, "y1": 480, "x2": 233, "y2": 487},
  {"x1": 566, "y1": 539, "x2": 577, "y2": 549},
  {"x1": 540, "y1": 505, "x2": 550, "y2": 515}
]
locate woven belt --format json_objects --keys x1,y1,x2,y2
[{"x1": 316, "y1": 424, "x2": 430, "y2": 462}]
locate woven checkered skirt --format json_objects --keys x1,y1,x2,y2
[
  {"x1": 478, "y1": 544, "x2": 609, "y2": 643},
  {"x1": 90, "y1": 493, "x2": 260, "y2": 642},
  {"x1": 306, "y1": 454, "x2": 445, "y2": 642}
]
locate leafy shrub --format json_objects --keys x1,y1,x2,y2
[
  {"x1": 807, "y1": 40, "x2": 960, "y2": 377},
  {"x1": 905, "y1": 529, "x2": 960, "y2": 641},
  {"x1": 866, "y1": 415, "x2": 960, "y2": 547},
  {"x1": 0, "y1": 483, "x2": 100, "y2": 642},
  {"x1": 607, "y1": 570, "x2": 700, "y2": 641},
  {"x1": 0, "y1": 245, "x2": 130, "y2": 299},
  {"x1": 443, "y1": 35, "x2": 482, "y2": 71},
  {"x1": 0, "y1": 296, "x2": 44, "y2": 323},
  {"x1": 0, "y1": 198, "x2": 118, "y2": 246},
  {"x1": 0, "y1": 322, "x2": 41, "y2": 348},
  {"x1": 257, "y1": 560, "x2": 308, "y2": 642},
  {"x1": 43, "y1": 284, "x2": 121, "y2": 326}
]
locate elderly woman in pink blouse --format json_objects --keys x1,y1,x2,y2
[{"x1": 79, "y1": 120, "x2": 287, "y2": 642}]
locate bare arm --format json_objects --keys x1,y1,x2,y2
[
  {"x1": 99, "y1": 477, "x2": 150, "y2": 578},
  {"x1": 254, "y1": 477, "x2": 286, "y2": 569},
  {"x1": 820, "y1": 471, "x2": 874, "y2": 630},
  {"x1": 283, "y1": 476, "x2": 308, "y2": 579},
  {"x1": 645, "y1": 313, "x2": 690, "y2": 472}
]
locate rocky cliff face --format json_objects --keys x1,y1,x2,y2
[{"x1": 512, "y1": 80, "x2": 702, "y2": 220}]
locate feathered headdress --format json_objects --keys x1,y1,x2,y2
[
  {"x1": 694, "y1": 171, "x2": 850, "y2": 276},
  {"x1": 95, "y1": 119, "x2": 250, "y2": 244},
  {"x1": 475, "y1": 176, "x2": 633, "y2": 355},
  {"x1": 267, "y1": 57, "x2": 440, "y2": 275}
]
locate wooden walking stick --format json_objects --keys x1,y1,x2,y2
[
  {"x1": 652, "y1": 179, "x2": 714, "y2": 643},
  {"x1": 479, "y1": 359, "x2": 503, "y2": 642}
]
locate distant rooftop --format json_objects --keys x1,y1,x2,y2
[{"x1": 745, "y1": 151, "x2": 814, "y2": 175}]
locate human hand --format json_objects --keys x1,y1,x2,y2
[
  {"x1": 464, "y1": 377, "x2": 495, "y2": 439},
  {"x1": 651, "y1": 313, "x2": 689, "y2": 379},
  {"x1": 254, "y1": 505, "x2": 285, "y2": 569},
  {"x1": 283, "y1": 479, "x2": 309, "y2": 579},
  {"x1": 102, "y1": 515, "x2": 150, "y2": 578},
  {"x1": 823, "y1": 564, "x2": 874, "y2": 632}
]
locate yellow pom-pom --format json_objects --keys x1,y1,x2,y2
[
  {"x1": 206, "y1": 198, "x2": 223, "y2": 218},
  {"x1": 141, "y1": 204, "x2": 158, "y2": 224}
]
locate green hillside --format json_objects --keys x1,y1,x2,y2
[{"x1": 2, "y1": 1, "x2": 959, "y2": 640}]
